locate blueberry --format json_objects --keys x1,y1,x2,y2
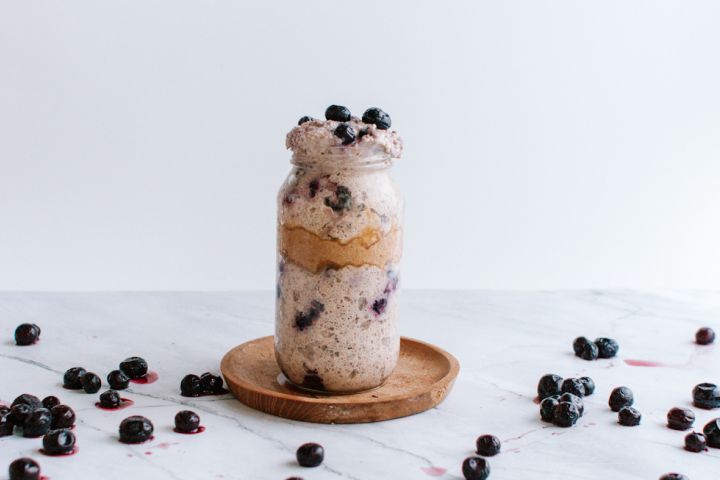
[
  {"x1": 696, "y1": 327, "x2": 715, "y2": 345},
  {"x1": 537, "y1": 374, "x2": 563, "y2": 399},
  {"x1": 685, "y1": 432, "x2": 707, "y2": 452},
  {"x1": 14, "y1": 324, "x2": 40, "y2": 346},
  {"x1": 180, "y1": 374, "x2": 202, "y2": 397},
  {"x1": 361, "y1": 107, "x2": 391, "y2": 130},
  {"x1": 324, "y1": 105, "x2": 351, "y2": 122},
  {"x1": 50, "y1": 405, "x2": 75, "y2": 429},
  {"x1": 296, "y1": 442, "x2": 324, "y2": 467},
  {"x1": 561, "y1": 378, "x2": 585, "y2": 397},
  {"x1": 99, "y1": 390, "x2": 121, "y2": 409},
  {"x1": 9, "y1": 404, "x2": 33, "y2": 426},
  {"x1": 579, "y1": 377, "x2": 595, "y2": 396},
  {"x1": 659, "y1": 474, "x2": 689, "y2": 480},
  {"x1": 298, "y1": 116, "x2": 314, "y2": 125},
  {"x1": 42, "y1": 428, "x2": 76, "y2": 455},
  {"x1": 63, "y1": 367, "x2": 86, "y2": 389},
  {"x1": 609, "y1": 386, "x2": 634, "y2": 412},
  {"x1": 693, "y1": 383, "x2": 720, "y2": 409},
  {"x1": 22, "y1": 408, "x2": 52, "y2": 438},
  {"x1": 41, "y1": 396, "x2": 60, "y2": 410},
  {"x1": 119, "y1": 415, "x2": 154, "y2": 444},
  {"x1": 1, "y1": 412, "x2": 15, "y2": 437},
  {"x1": 618, "y1": 407, "x2": 641, "y2": 426},
  {"x1": 357, "y1": 128, "x2": 370, "y2": 139},
  {"x1": 82, "y1": 372, "x2": 102, "y2": 394},
  {"x1": 703, "y1": 418, "x2": 720, "y2": 448},
  {"x1": 107, "y1": 370, "x2": 130, "y2": 390},
  {"x1": 200, "y1": 373, "x2": 225, "y2": 394},
  {"x1": 119, "y1": 357, "x2": 148, "y2": 379},
  {"x1": 559, "y1": 392, "x2": 584, "y2": 416},
  {"x1": 572, "y1": 336, "x2": 592, "y2": 356},
  {"x1": 461, "y1": 456, "x2": 490, "y2": 480},
  {"x1": 579, "y1": 342, "x2": 599, "y2": 361},
  {"x1": 667, "y1": 407, "x2": 695, "y2": 430},
  {"x1": 540, "y1": 397, "x2": 559, "y2": 422},
  {"x1": 174, "y1": 410, "x2": 201, "y2": 433},
  {"x1": 12, "y1": 394, "x2": 41, "y2": 411},
  {"x1": 475, "y1": 434, "x2": 501, "y2": 456},
  {"x1": 334, "y1": 123, "x2": 356, "y2": 145},
  {"x1": 594, "y1": 337, "x2": 619, "y2": 358},
  {"x1": 324, "y1": 186, "x2": 352, "y2": 213},
  {"x1": 8, "y1": 457, "x2": 40, "y2": 480},
  {"x1": 552, "y1": 402, "x2": 581, "y2": 427}
]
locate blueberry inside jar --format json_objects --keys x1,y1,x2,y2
[{"x1": 276, "y1": 107, "x2": 403, "y2": 393}]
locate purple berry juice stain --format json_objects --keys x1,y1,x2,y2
[
  {"x1": 95, "y1": 398, "x2": 135, "y2": 411},
  {"x1": 130, "y1": 371, "x2": 159, "y2": 384},
  {"x1": 421, "y1": 466, "x2": 447, "y2": 476},
  {"x1": 174, "y1": 426, "x2": 206, "y2": 435}
]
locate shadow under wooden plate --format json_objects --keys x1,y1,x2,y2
[{"x1": 220, "y1": 336, "x2": 460, "y2": 424}]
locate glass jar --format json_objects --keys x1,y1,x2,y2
[{"x1": 275, "y1": 147, "x2": 403, "y2": 393}]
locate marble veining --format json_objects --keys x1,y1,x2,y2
[{"x1": 1, "y1": 290, "x2": 719, "y2": 479}]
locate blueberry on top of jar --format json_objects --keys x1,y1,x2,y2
[
  {"x1": 334, "y1": 124, "x2": 356, "y2": 146},
  {"x1": 324, "y1": 105, "x2": 351, "y2": 122},
  {"x1": 298, "y1": 116, "x2": 314, "y2": 125},
  {"x1": 362, "y1": 107, "x2": 392, "y2": 130}
]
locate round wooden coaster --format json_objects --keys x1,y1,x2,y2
[{"x1": 220, "y1": 336, "x2": 460, "y2": 424}]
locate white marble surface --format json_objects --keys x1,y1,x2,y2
[{"x1": 1, "y1": 290, "x2": 719, "y2": 480}]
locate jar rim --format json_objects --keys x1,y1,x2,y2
[{"x1": 291, "y1": 147, "x2": 395, "y2": 170}]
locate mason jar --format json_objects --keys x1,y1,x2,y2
[{"x1": 275, "y1": 130, "x2": 403, "y2": 394}]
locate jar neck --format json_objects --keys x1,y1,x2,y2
[{"x1": 291, "y1": 149, "x2": 394, "y2": 172}]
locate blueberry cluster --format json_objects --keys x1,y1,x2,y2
[
  {"x1": 1, "y1": 394, "x2": 75, "y2": 440},
  {"x1": 537, "y1": 374, "x2": 594, "y2": 427},
  {"x1": 14, "y1": 323, "x2": 41, "y2": 346},
  {"x1": 572, "y1": 336, "x2": 619, "y2": 361},
  {"x1": 180, "y1": 372, "x2": 227, "y2": 397},
  {"x1": 295, "y1": 105, "x2": 393, "y2": 148},
  {"x1": 62, "y1": 356, "x2": 150, "y2": 394}
]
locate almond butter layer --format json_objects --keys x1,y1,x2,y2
[{"x1": 279, "y1": 225, "x2": 402, "y2": 273}]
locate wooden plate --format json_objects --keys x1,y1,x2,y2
[{"x1": 220, "y1": 336, "x2": 460, "y2": 424}]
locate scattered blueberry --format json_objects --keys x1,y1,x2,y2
[
  {"x1": 298, "y1": 116, "x2": 314, "y2": 125},
  {"x1": 361, "y1": 107, "x2": 391, "y2": 130},
  {"x1": 50, "y1": 405, "x2": 75, "y2": 429},
  {"x1": 42, "y1": 428, "x2": 76, "y2": 455},
  {"x1": 180, "y1": 374, "x2": 202, "y2": 397},
  {"x1": 659, "y1": 474, "x2": 689, "y2": 480},
  {"x1": 696, "y1": 327, "x2": 715, "y2": 345},
  {"x1": 175, "y1": 410, "x2": 201, "y2": 433},
  {"x1": 119, "y1": 357, "x2": 148, "y2": 379},
  {"x1": 693, "y1": 383, "x2": 720, "y2": 410},
  {"x1": 334, "y1": 123, "x2": 356, "y2": 145},
  {"x1": 703, "y1": 418, "x2": 720, "y2": 448},
  {"x1": 9, "y1": 405, "x2": 33, "y2": 426},
  {"x1": 540, "y1": 397, "x2": 559, "y2": 422},
  {"x1": 685, "y1": 432, "x2": 707, "y2": 452},
  {"x1": 63, "y1": 367, "x2": 86, "y2": 389},
  {"x1": 200, "y1": 373, "x2": 225, "y2": 394},
  {"x1": 82, "y1": 372, "x2": 102, "y2": 394},
  {"x1": 667, "y1": 407, "x2": 695, "y2": 431},
  {"x1": 324, "y1": 186, "x2": 352, "y2": 213},
  {"x1": 573, "y1": 336, "x2": 593, "y2": 356},
  {"x1": 609, "y1": 386, "x2": 634, "y2": 412},
  {"x1": 325, "y1": 105, "x2": 351, "y2": 122},
  {"x1": 107, "y1": 370, "x2": 130, "y2": 390},
  {"x1": 0, "y1": 412, "x2": 14, "y2": 437},
  {"x1": 99, "y1": 390, "x2": 121, "y2": 409},
  {"x1": 462, "y1": 456, "x2": 491, "y2": 480},
  {"x1": 618, "y1": 407, "x2": 641, "y2": 426},
  {"x1": 537, "y1": 374, "x2": 563, "y2": 399},
  {"x1": 296, "y1": 442, "x2": 324, "y2": 467},
  {"x1": 22, "y1": 408, "x2": 52, "y2": 438},
  {"x1": 594, "y1": 337, "x2": 619, "y2": 358},
  {"x1": 8, "y1": 457, "x2": 40, "y2": 480},
  {"x1": 12, "y1": 394, "x2": 41, "y2": 411},
  {"x1": 579, "y1": 377, "x2": 595, "y2": 396},
  {"x1": 475, "y1": 434, "x2": 501, "y2": 456},
  {"x1": 553, "y1": 402, "x2": 581, "y2": 427},
  {"x1": 119, "y1": 416, "x2": 154, "y2": 444},
  {"x1": 14, "y1": 324, "x2": 41, "y2": 346},
  {"x1": 559, "y1": 392, "x2": 584, "y2": 416},
  {"x1": 561, "y1": 378, "x2": 585, "y2": 397},
  {"x1": 41, "y1": 396, "x2": 60, "y2": 410},
  {"x1": 294, "y1": 300, "x2": 326, "y2": 331},
  {"x1": 579, "y1": 342, "x2": 599, "y2": 361}
]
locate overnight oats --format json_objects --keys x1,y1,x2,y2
[{"x1": 275, "y1": 105, "x2": 403, "y2": 393}]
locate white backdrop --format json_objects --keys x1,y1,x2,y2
[{"x1": 1, "y1": 0, "x2": 719, "y2": 291}]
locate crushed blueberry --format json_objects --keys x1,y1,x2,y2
[
  {"x1": 8, "y1": 457, "x2": 40, "y2": 480},
  {"x1": 63, "y1": 367, "x2": 87, "y2": 390},
  {"x1": 296, "y1": 442, "x2": 324, "y2": 467},
  {"x1": 180, "y1": 374, "x2": 203, "y2": 397},
  {"x1": 14, "y1": 324, "x2": 41, "y2": 346},
  {"x1": 119, "y1": 357, "x2": 148, "y2": 379},
  {"x1": 537, "y1": 374, "x2": 563, "y2": 399},
  {"x1": 324, "y1": 105, "x2": 351, "y2": 122},
  {"x1": 667, "y1": 407, "x2": 695, "y2": 430},
  {"x1": 82, "y1": 372, "x2": 102, "y2": 394},
  {"x1": 175, "y1": 410, "x2": 201, "y2": 433},
  {"x1": 22, "y1": 408, "x2": 52, "y2": 438},
  {"x1": 324, "y1": 186, "x2": 352, "y2": 213},
  {"x1": 552, "y1": 402, "x2": 581, "y2": 427},
  {"x1": 334, "y1": 123, "x2": 356, "y2": 145},
  {"x1": 693, "y1": 383, "x2": 720, "y2": 410},
  {"x1": 294, "y1": 300, "x2": 325, "y2": 331},
  {"x1": 42, "y1": 428, "x2": 76, "y2": 455},
  {"x1": 540, "y1": 397, "x2": 559, "y2": 422},
  {"x1": 99, "y1": 390, "x2": 122, "y2": 409},
  {"x1": 107, "y1": 370, "x2": 130, "y2": 390},
  {"x1": 475, "y1": 434, "x2": 501, "y2": 456},
  {"x1": 50, "y1": 405, "x2": 75, "y2": 429},
  {"x1": 579, "y1": 377, "x2": 595, "y2": 396},
  {"x1": 696, "y1": 327, "x2": 715, "y2": 345},
  {"x1": 361, "y1": 107, "x2": 392, "y2": 130},
  {"x1": 561, "y1": 378, "x2": 585, "y2": 397},
  {"x1": 594, "y1": 337, "x2": 619, "y2": 358},
  {"x1": 462, "y1": 456, "x2": 490, "y2": 480},
  {"x1": 685, "y1": 432, "x2": 707, "y2": 452},
  {"x1": 41, "y1": 396, "x2": 60, "y2": 410},
  {"x1": 618, "y1": 407, "x2": 642, "y2": 426},
  {"x1": 609, "y1": 386, "x2": 634, "y2": 412},
  {"x1": 119, "y1": 415, "x2": 154, "y2": 444}
]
